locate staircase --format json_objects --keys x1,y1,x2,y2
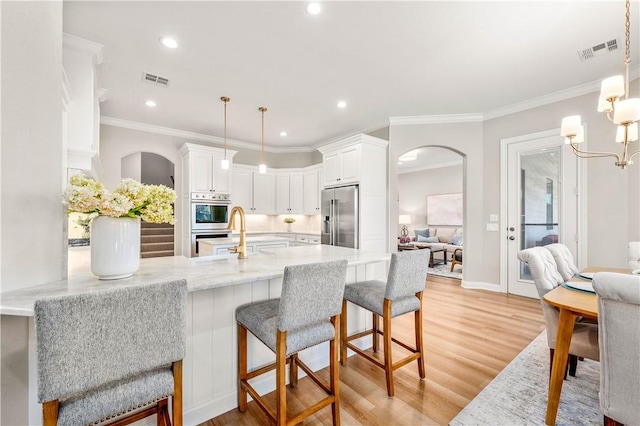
[{"x1": 141, "y1": 222, "x2": 175, "y2": 258}]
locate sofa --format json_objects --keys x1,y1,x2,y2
[{"x1": 403, "y1": 227, "x2": 463, "y2": 259}]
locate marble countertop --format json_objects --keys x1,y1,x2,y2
[
  {"x1": 198, "y1": 236, "x2": 292, "y2": 246},
  {"x1": 0, "y1": 245, "x2": 389, "y2": 317}
]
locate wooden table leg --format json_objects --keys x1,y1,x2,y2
[{"x1": 545, "y1": 308, "x2": 577, "y2": 425}]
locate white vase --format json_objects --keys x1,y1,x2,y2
[
  {"x1": 90, "y1": 216, "x2": 141, "y2": 280},
  {"x1": 287, "y1": 223, "x2": 293, "y2": 232}
]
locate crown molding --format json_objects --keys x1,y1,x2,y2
[
  {"x1": 100, "y1": 116, "x2": 316, "y2": 153},
  {"x1": 63, "y1": 33, "x2": 105, "y2": 65},
  {"x1": 389, "y1": 113, "x2": 483, "y2": 125},
  {"x1": 311, "y1": 119, "x2": 390, "y2": 150}
]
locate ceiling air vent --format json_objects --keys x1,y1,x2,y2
[
  {"x1": 142, "y1": 72, "x2": 170, "y2": 87},
  {"x1": 577, "y1": 38, "x2": 618, "y2": 61}
]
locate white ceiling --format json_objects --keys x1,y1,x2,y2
[{"x1": 63, "y1": 1, "x2": 639, "y2": 153}]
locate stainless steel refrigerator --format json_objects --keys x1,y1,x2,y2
[{"x1": 321, "y1": 185, "x2": 359, "y2": 248}]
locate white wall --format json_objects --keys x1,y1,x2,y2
[
  {"x1": 398, "y1": 164, "x2": 463, "y2": 231},
  {"x1": 389, "y1": 121, "x2": 484, "y2": 285},
  {"x1": 1, "y1": 1, "x2": 65, "y2": 292},
  {"x1": 483, "y1": 79, "x2": 640, "y2": 273},
  {"x1": 121, "y1": 152, "x2": 141, "y2": 181},
  {"x1": 1, "y1": 2, "x2": 64, "y2": 424},
  {"x1": 141, "y1": 152, "x2": 174, "y2": 188}
]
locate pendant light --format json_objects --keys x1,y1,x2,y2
[
  {"x1": 220, "y1": 96, "x2": 230, "y2": 170},
  {"x1": 259, "y1": 107, "x2": 267, "y2": 173}
]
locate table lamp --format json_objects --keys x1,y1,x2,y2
[{"x1": 399, "y1": 215, "x2": 411, "y2": 243}]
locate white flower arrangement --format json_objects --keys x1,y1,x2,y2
[{"x1": 63, "y1": 175, "x2": 176, "y2": 224}]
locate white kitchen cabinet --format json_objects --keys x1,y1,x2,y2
[
  {"x1": 198, "y1": 236, "x2": 289, "y2": 257},
  {"x1": 180, "y1": 144, "x2": 236, "y2": 194},
  {"x1": 276, "y1": 172, "x2": 304, "y2": 214},
  {"x1": 318, "y1": 134, "x2": 388, "y2": 254},
  {"x1": 232, "y1": 165, "x2": 276, "y2": 214},
  {"x1": 303, "y1": 166, "x2": 322, "y2": 214},
  {"x1": 63, "y1": 34, "x2": 105, "y2": 172},
  {"x1": 295, "y1": 234, "x2": 321, "y2": 246},
  {"x1": 321, "y1": 144, "x2": 360, "y2": 187}
]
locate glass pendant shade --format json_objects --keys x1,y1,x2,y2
[
  {"x1": 600, "y1": 75, "x2": 625, "y2": 100},
  {"x1": 259, "y1": 164, "x2": 267, "y2": 174},
  {"x1": 560, "y1": 115, "x2": 582, "y2": 137},
  {"x1": 221, "y1": 158, "x2": 230, "y2": 170}
]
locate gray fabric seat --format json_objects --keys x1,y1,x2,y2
[
  {"x1": 34, "y1": 280, "x2": 187, "y2": 426},
  {"x1": 545, "y1": 243, "x2": 579, "y2": 281},
  {"x1": 341, "y1": 250, "x2": 429, "y2": 397},
  {"x1": 236, "y1": 260, "x2": 348, "y2": 425},
  {"x1": 593, "y1": 272, "x2": 640, "y2": 426},
  {"x1": 517, "y1": 247, "x2": 599, "y2": 375}
]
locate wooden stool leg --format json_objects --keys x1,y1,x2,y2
[
  {"x1": 156, "y1": 399, "x2": 169, "y2": 426},
  {"x1": 330, "y1": 315, "x2": 341, "y2": 426},
  {"x1": 414, "y1": 292, "x2": 425, "y2": 379},
  {"x1": 42, "y1": 400, "x2": 59, "y2": 426},
  {"x1": 372, "y1": 313, "x2": 379, "y2": 353},
  {"x1": 238, "y1": 324, "x2": 248, "y2": 411},
  {"x1": 276, "y1": 330, "x2": 287, "y2": 426},
  {"x1": 289, "y1": 353, "x2": 299, "y2": 387},
  {"x1": 172, "y1": 360, "x2": 183, "y2": 426},
  {"x1": 340, "y1": 299, "x2": 348, "y2": 365},
  {"x1": 383, "y1": 299, "x2": 394, "y2": 397}
]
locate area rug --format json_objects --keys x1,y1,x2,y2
[
  {"x1": 450, "y1": 331, "x2": 601, "y2": 426},
  {"x1": 429, "y1": 262, "x2": 462, "y2": 280}
]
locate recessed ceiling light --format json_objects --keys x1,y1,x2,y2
[
  {"x1": 306, "y1": 2, "x2": 321, "y2": 15},
  {"x1": 160, "y1": 37, "x2": 178, "y2": 49},
  {"x1": 280, "y1": 131, "x2": 287, "y2": 137},
  {"x1": 337, "y1": 101, "x2": 347, "y2": 108},
  {"x1": 145, "y1": 100, "x2": 157, "y2": 107}
]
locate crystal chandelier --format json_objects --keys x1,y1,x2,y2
[{"x1": 560, "y1": 0, "x2": 639, "y2": 169}]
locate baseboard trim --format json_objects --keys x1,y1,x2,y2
[{"x1": 461, "y1": 280, "x2": 501, "y2": 292}]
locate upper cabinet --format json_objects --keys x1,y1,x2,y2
[
  {"x1": 232, "y1": 165, "x2": 276, "y2": 214},
  {"x1": 303, "y1": 166, "x2": 322, "y2": 214},
  {"x1": 322, "y1": 144, "x2": 360, "y2": 187},
  {"x1": 180, "y1": 143, "x2": 237, "y2": 195},
  {"x1": 275, "y1": 171, "x2": 304, "y2": 214},
  {"x1": 63, "y1": 34, "x2": 106, "y2": 172},
  {"x1": 318, "y1": 134, "x2": 387, "y2": 189}
]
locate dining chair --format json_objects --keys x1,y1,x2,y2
[
  {"x1": 450, "y1": 247, "x2": 462, "y2": 272},
  {"x1": 545, "y1": 243, "x2": 579, "y2": 282},
  {"x1": 236, "y1": 259, "x2": 348, "y2": 426},
  {"x1": 517, "y1": 247, "x2": 599, "y2": 376},
  {"x1": 340, "y1": 249, "x2": 429, "y2": 397},
  {"x1": 592, "y1": 272, "x2": 640, "y2": 426},
  {"x1": 35, "y1": 280, "x2": 187, "y2": 426}
]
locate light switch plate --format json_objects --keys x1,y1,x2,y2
[
  {"x1": 489, "y1": 214, "x2": 499, "y2": 222},
  {"x1": 487, "y1": 223, "x2": 499, "y2": 231}
]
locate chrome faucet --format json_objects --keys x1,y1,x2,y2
[{"x1": 227, "y1": 206, "x2": 248, "y2": 259}]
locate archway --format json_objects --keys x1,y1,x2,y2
[
  {"x1": 397, "y1": 146, "x2": 465, "y2": 279},
  {"x1": 121, "y1": 152, "x2": 174, "y2": 188}
]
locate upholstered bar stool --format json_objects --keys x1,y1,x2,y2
[
  {"x1": 340, "y1": 250, "x2": 429, "y2": 397},
  {"x1": 236, "y1": 259, "x2": 348, "y2": 426},
  {"x1": 34, "y1": 280, "x2": 187, "y2": 426}
]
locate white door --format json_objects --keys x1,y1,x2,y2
[{"x1": 504, "y1": 131, "x2": 579, "y2": 298}]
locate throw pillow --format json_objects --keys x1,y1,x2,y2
[
  {"x1": 417, "y1": 235, "x2": 439, "y2": 243},
  {"x1": 451, "y1": 233, "x2": 463, "y2": 246},
  {"x1": 414, "y1": 229, "x2": 429, "y2": 239}
]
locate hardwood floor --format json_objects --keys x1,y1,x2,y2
[{"x1": 200, "y1": 276, "x2": 545, "y2": 425}]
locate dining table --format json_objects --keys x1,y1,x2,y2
[{"x1": 542, "y1": 266, "x2": 630, "y2": 425}]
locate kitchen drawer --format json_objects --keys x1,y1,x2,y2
[
  {"x1": 296, "y1": 235, "x2": 309, "y2": 244},
  {"x1": 308, "y1": 236, "x2": 320, "y2": 245},
  {"x1": 255, "y1": 242, "x2": 289, "y2": 253}
]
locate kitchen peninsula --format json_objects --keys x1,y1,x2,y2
[{"x1": 1, "y1": 245, "x2": 389, "y2": 425}]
